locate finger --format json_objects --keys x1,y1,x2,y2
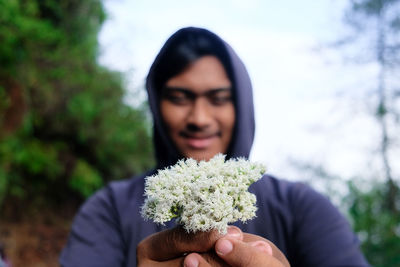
[
  {"x1": 138, "y1": 256, "x2": 184, "y2": 267},
  {"x1": 248, "y1": 240, "x2": 273, "y2": 255},
  {"x1": 242, "y1": 233, "x2": 290, "y2": 266},
  {"x1": 137, "y1": 226, "x2": 223, "y2": 261},
  {"x1": 184, "y1": 253, "x2": 211, "y2": 267},
  {"x1": 225, "y1": 226, "x2": 243, "y2": 241},
  {"x1": 215, "y1": 238, "x2": 288, "y2": 267},
  {"x1": 185, "y1": 252, "x2": 230, "y2": 267}
]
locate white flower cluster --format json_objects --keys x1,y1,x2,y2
[{"x1": 141, "y1": 154, "x2": 266, "y2": 234}]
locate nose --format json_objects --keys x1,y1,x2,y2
[{"x1": 186, "y1": 98, "x2": 212, "y2": 129}]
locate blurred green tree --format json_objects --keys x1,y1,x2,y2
[
  {"x1": 341, "y1": 0, "x2": 400, "y2": 209},
  {"x1": 345, "y1": 179, "x2": 400, "y2": 266},
  {"x1": 0, "y1": 0, "x2": 154, "y2": 214},
  {"x1": 340, "y1": 2, "x2": 400, "y2": 265},
  {"x1": 313, "y1": 0, "x2": 400, "y2": 265},
  {"x1": 292, "y1": 1, "x2": 400, "y2": 265}
]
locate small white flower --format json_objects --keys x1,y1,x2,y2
[{"x1": 141, "y1": 154, "x2": 266, "y2": 234}]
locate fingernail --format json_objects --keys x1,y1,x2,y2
[
  {"x1": 216, "y1": 239, "x2": 233, "y2": 255},
  {"x1": 184, "y1": 255, "x2": 199, "y2": 267},
  {"x1": 249, "y1": 241, "x2": 273, "y2": 255},
  {"x1": 226, "y1": 226, "x2": 242, "y2": 239}
]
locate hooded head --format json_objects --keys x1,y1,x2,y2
[{"x1": 146, "y1": 27, "x2": 255, "y2": 168}]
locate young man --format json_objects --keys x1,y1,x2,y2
[{"x1": 60, "y1": 27, "x2": 369, "y2": 267}]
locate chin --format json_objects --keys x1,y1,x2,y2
[{"x1": 184, "y1": 150, "x2": 218, "y2": 161}]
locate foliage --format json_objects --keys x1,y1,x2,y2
[
  {"x1": 294, "y1": 1, "x2": 400, "y2": 265},
  {"x1": 345, "y1": 180, "x2": 400, "y2": 266},
  {"x1": 0, "y1": 0, "x2": 154, "y2": 210},
  {"x1": 328, "y1": 0, "x2": 400, "y2": 265},
  {"x1": 69, "y1": 159, "x2": 103, "y2": 199}
]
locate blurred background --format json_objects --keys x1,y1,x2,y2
[{"x1": 0, "y1": 0, "x2": 399, "y2": 266}]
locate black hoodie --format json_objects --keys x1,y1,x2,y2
[{"x1": 60, "y1": 27, "x2": 369, "y2": 267}]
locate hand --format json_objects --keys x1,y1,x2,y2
[
  {"x1": 184, "y1": 231, "x2": 291, "y2": 267},
  {"x1": 136, "y1": 226, "x2": 225, "y2": 266},
  {"x1": 137, "y1": 226, "x2": 290, "y2": 267}
]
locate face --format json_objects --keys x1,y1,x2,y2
[{"x1": 160, "y1": 56, "x2": 235, "y2": 161}]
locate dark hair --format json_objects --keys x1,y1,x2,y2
[{"x1": 151, "y1": 27, "x2": 234, "y2": 91}]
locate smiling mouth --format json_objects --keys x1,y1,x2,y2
[
  {"x1": 185, "y1": 136, "x2": 216, "y2": 149},
  {"x1": 180, "y1": 133, "x2": 219, "y2": 149}
]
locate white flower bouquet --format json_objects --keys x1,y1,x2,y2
[{"x1": 141, "y1": 154, "x2": 266, "y2": 234}]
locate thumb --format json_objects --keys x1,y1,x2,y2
[
  {"x1": 137, "y1": 226, "x2": 222, "y2": 262},
  {"x1": 215, "y1": 238, "x2": 287, "y2": 267}
]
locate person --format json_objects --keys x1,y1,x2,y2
[{"x1": 60, "y1": 27, "x2": 369, "y2": 266}]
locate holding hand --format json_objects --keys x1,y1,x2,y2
[
  {"x1": 136, "y1": 226, "x2": 224, "y2": 266},
  {"x1": 137, "y1": 226, "x2": 290, "y2": 267},
  {"x1": 184, "y1": 230, "x2": 290, "y2": 267}
]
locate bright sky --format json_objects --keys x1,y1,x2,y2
[{"x1": 98, "y1": 0, "x2": 394, "y2": 184}]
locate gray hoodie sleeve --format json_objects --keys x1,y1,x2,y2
[{"x1": 59, "y1": 186, "x2": 126, "y2": 267}]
